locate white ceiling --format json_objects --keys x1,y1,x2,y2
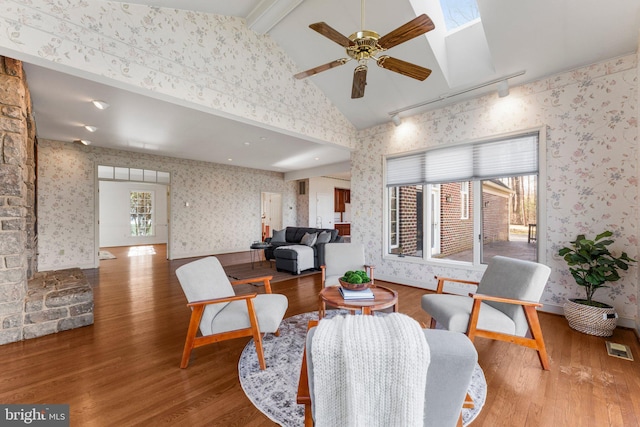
[{"x1": 24, "y1": 0, "x2": 640, "y2": 174}]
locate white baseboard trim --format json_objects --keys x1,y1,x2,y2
[
  {"x1": 376, "y1": 274, "x2": 637, "y2": 329},
  {"x1": 169, "y1": 248, "x2": 248, "y2": 261},
  {"x1": 39, "y1": 262, "x2": 96, "y2": 272}
]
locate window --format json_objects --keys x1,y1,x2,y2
[
  {"x1": 385, "y1": 130, "x2": 542, "y2": 265},
  {"x1": 130, "y1": 191, "x2": 154, "y2": 237}
]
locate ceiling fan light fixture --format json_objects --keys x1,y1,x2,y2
[
  {"x1": 497, "y1": 80, "x2": 509, "y2": 98},
  {"x1": 391, "y1": 114, "x2": 402, "y2": 127}
]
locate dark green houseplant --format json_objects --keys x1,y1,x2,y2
[
  {"x1": 559, "y1": 231, "x2": 636, "y2": 336},
  {"x1": 559, "y1": 231, "x2": 635, "y2": 307}
]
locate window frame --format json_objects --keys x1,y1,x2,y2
[
  {"x1": 383, "y1": 127, "x2": 547, "y2": 269},
  {"x1": 389, "y1": 186, "x2": 400, "y2": 249},
  {"x1": 130, "y1": 190, "x2": 155, "y2": 237},
  {"x1": 460, "y1": 181, "x2": 470, "y2": 220}
]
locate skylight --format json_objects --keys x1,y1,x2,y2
[{"x1": 439, "y1": 0, "x2": 480, "y2": 32}]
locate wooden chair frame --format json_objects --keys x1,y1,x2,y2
[
  {"x1": 180, "y1": 275, "x2": 279, "y2": 370},
  {"x1": 431, "y1": 276, "x2": 550, "y2": 370}
]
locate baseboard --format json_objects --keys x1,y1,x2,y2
[
  {"x1": 376, "y1": 273, "x2": 637, "y2": 329},
  {"x1": 39, "y1": 262, "x2": 96, "y2": 271}
]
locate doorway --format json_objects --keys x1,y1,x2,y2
[
  {"x1": 261, "y1": 192, "x2": 283, "y2": 240},
  {"x1": 96, "y1": 165, "x2": 171, "y2": 265}
]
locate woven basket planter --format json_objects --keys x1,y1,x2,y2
[{"x1": 563, "y1": 299, "x2": 617, "y2": 337}]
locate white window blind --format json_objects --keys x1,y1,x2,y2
[{"x1": 386, "y1": 132, "x2": 538, "y2": 186}]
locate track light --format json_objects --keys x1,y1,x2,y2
[
  {"x1": 74, "y1": 139, "x2": 91, "y2": 146},
  {"x1": 91, "y1": 100, "x2": 110, "y2": 110},
  {"x1": 497, "y1": 80, "x2": 509, "y2": 98},
  {"x1": 84, "y1": 125, "x2": 97, "y2": 132},
  {"x1": 391, "y1": 114, "x2": 402, "y2": 127}
]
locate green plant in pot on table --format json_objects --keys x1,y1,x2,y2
[
  {"x1": 559, "y1": 230, "x2": 636, "y2": 336},
  {"x1": 339, "y1": 270, "x2": 372, "y2": 290}
]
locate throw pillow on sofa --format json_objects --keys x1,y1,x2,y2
[
  {"x1": 316, "y1": 230, "x2": 332, "y2": 244},
  {"x1": 272, "y1": 229, "x2": 286, "y2": 243},
  {"x1": 300, "y1": 232, "x2": 317, "y2": 246}
]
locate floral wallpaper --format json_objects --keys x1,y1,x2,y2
[
  {"x1": 37, "y1": 140, "x2": 297, "y2": 270},
  {"x1": 352, "y1": 54, "x2": 639, "y2": 323},
  {"x1": 0, "y1": 0, "x2": 356, "y2": 148}
]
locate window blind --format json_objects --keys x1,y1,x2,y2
[{"x1": 386, "y1": 132, "x2": 539, "y2": 186}]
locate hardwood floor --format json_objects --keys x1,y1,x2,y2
[{"x1": 2, "y1": 244, "x2": 639, "y2": 426}]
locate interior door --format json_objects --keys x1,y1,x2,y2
[{"x1": 315, "y1": 193, "x2": 333, "y2": 229}]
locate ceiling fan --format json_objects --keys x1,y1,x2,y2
[{"x1": 294, "y1": 0, "x2": 435, "y2": 99}]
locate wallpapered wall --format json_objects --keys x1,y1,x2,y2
[
  {"x1": 0, "y1": 0, "x2": 356, "y2": 148},
  {"x1": 37, "y1": 140, "x2": 297, "y2": 270},
  {"x1": 352, "y1": 54, "x2": 639, "y2": 323}
]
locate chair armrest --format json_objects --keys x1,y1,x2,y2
[
  {"x1": 471, "y1": 293, "x2": 542, "y2": 307},
  {"x1": 231, "y1": 276, "x2": 274, "y2": 293},
  {"x1": 187, "y1": 293, "x2": 258, "y2": 308},
  {"x1": 434, "y1": 276, "x2": 479, "y2": 294}
]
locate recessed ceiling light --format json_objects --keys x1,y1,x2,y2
[
  {"x1": 315, "y1": 157, "x2": 320, "y2": 160},
  {"x1": 260, "y1": 137, "x2": 267, "y2": 140},
  {"x1": 91, "y1": 100, "x2": 110, "y2": 110},
  {"x1": 74, "y1": 139, "x2": 91, "y2": 146},
  {"x1": 84, "y1": 125, "x2": 97, "y2": 132},
  {"x1": 244, "y1": 142, "x2": 251, "y2": 146},
  {"x1": 228, "y1": 158, "x2": 233, "y2": 161}
]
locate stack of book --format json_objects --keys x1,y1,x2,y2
[{"x1": 339, "y1": 286, "x2": 374, "y2": 300}]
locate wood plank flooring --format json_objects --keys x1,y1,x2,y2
[{"x1": 1, "y1": 244, "x2": 638, "y2": 426}]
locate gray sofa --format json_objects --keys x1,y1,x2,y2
[
  {"x1": 304, "y1": 326, "x2": 478, "y2": 426},
  {"x1": 264, "y1": 226, "x2": 343, "y2": 274}
]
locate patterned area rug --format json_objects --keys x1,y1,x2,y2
[
  {"x1": 224, "y1": 262, "x2": 319, "y2": 285},
  {"x1": 238, "y1": 311, "x2": 486, "y2": 426}
]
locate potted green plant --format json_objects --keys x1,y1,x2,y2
[{"x1": 558, "y1": 231, "x2": 636, "y2": 336}]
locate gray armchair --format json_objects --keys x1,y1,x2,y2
[
  {"x1": 299, "y1": 321, "x2": 478, "y2": 427},
  {"x1": 320, "y1": 242, "x2": 374, "y2": 287},
  {"x1": 422, "y1": 255, "x2": 551, "y2": 370},
  {"x1": 176, "y1": 256, "x2": 288, "y2": 369}
]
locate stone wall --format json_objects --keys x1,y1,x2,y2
[
  {"x1": 0, "y1": 57, "x2": 36, "y2": 344},
  {"x1": 0, "y1": 56, "x2": 92, "y2": 344},
  {"x1": 24, "y1": 269, "x2": 93, "y2": 339}
]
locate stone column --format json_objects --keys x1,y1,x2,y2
[{"x1": 0, "y1": 57, "x2": 37, "y2": 344}]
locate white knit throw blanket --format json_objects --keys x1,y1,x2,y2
[{"x1": 311, "y1": 313, "x2": 430, "y2": 427}]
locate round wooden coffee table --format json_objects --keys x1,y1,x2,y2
[{"x1": 318, "y1": 285, "x2": 398, "y2": 319}]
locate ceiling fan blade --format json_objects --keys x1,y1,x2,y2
[
  {"x1": 294, "y1": 59, "x2": 349, "y2": 79},
  {"x1": 377, "y1": 56, "x2": 432, "y2": 81},
  {"x1": 351, "y1": 64, "x2": 367, "y2": 99},
  {"x1": 378, "y1": 14, "x2": 435, "y2": 50},
  {"x1": 309, "y1": 22, "x2": 354, "y2": 47}
]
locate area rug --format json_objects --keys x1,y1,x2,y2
[
  {"x1": 238, "y1": 311, "x2": 487, "y2": 426},
  {"x1": 224, "y1": 262, "x2": 319, "y2": 285},
  {"x1": 98, "y1": 250, "x2": 116, "y2": 260}
]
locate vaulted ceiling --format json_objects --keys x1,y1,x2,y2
[{"x1": 21, "y1": 0, "x2": 640, "y2": 174}]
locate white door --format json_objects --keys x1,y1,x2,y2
[{"x1": 316, "y1": 193, "x2": 333, "y2": 229}]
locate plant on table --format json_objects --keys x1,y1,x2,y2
[{"x1": 341, "y1": 270, "x2": 371, "y2": 285}]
